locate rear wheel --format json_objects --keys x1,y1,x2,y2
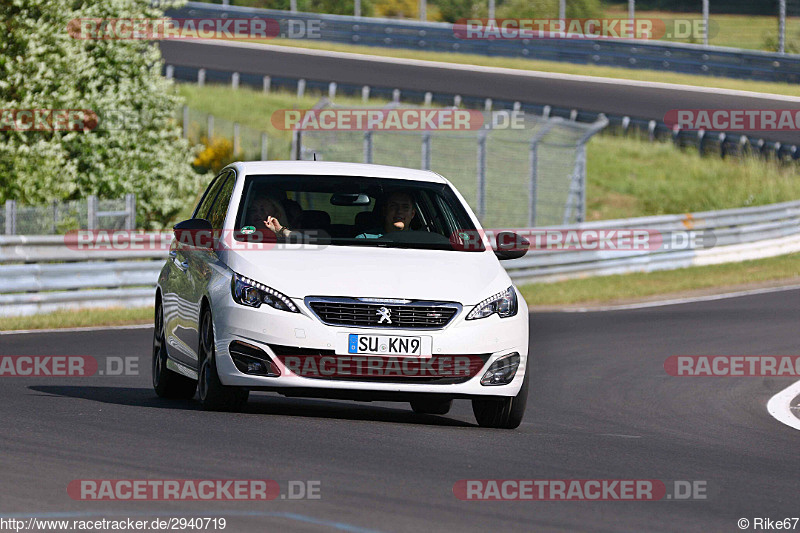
[
  {"x1": 197, "y1": 308, "x2": 249, "y2": 412},
  {"x1": 471, "y1": 367, "x2": 528, "y2": 429},
  {"x1": 152, "y1": 300, "x2": 197, "y2": 399},
  {"x1": 410, "y1": 398, "x2": 453, "y2": 415}
]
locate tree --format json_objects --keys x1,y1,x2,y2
[{"x1": 0, "y1": 0, "x2": 203, "y2": 228}]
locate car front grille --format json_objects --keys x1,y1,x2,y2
[{"x1": 305, "y1": 298, "x2": 461, "y2": 329}]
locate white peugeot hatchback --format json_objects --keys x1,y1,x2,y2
[{"x1": 154, "y1": 161, "x2": 530, "y2": 428}]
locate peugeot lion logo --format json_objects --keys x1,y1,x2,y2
[{"x1": 377, "y1": 307, "x2": 392, "y2": 324}]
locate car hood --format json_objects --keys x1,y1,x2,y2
[{"x1": 223, "y1": 246, "x2": 510, "y2": 305}]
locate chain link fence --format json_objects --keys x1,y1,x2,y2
[
  {"x1": 2, "y1": 195, "x2": 136, "y2": 235},
  {"x1": 296, "y1": 102, "x2": 607, "y2": 228}
]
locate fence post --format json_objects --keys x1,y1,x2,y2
[
  {"x1": 125, "y1": 193, "x2": 136, "y2": 230},
  {"x1": 87, "y1": 195, "x2": 98, "y2": 230},
  {"x1": 52, "y1": 200, "x2": 58, "y2": 234},
  {"x1": 198, "y1": 68, "x2": 206, "y2": 87},
  {"x1": 476, "y1": 130, "x2": 487, "y2": 221},
  {"x1": 291, "y1": 130, "x2": 302, "y2": 160},
  {"x1": 297, "y1": 79, "x2": 306, "y2": 99},
  {"x1": 527, "y1": 122, "x2": 556, "y2": 227},
  {"x1": 182, "y1": 105, "x2": 189, "y2": 139},
  {"x1": 261, "y1": 133, "x2": 269, "y2": 160},
  {"x1": 779, "y1": 0, "x2": 786, "y2": 54},
  {"x1": 421, "y1": 132, "x2": 432, "y2": 170},
  {"x1": 363, "y1": 130, "x2": 373, "y2": 164},
  {"x1": 231, "y1": 72, "x2": 240, "y2": 90},
  {"x1": 233, "y1": 123, "x2": 240, "y2": 155},
  {"x1": 702, "y1": 0, "x2": 709, "y2": 46},
  {"x1": 5, "y1": 200, "x2": 16, "y2": 235},
  {"x1": 263, "y1": 75, "x2": 271, "y2": 93},
  {"x1": 207, "y1": 114, "x2": 214, "y2": 141}
]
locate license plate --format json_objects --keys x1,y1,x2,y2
[{"x1": 347, "y1": 334, "x2": 422, "y2": 356}]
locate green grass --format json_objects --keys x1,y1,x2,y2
[
  {"x1": 238, "y1": 38, "x2": 800, "y2": 98},
  {"x1": 604, "y1": 5, "x2": 800, "y2": 52},
  {"x1": 520, "y1": 252, "x2": 800, "y2": 307},
  {"x1": 0, "y1": 307, "x2": 153, "y2": 331}
]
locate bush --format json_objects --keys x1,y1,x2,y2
[
  {"x1": 0, "y1": 0, "x2": 204, "y2": 229},
  {"x1": 193, "y1": 137, "x2": 243, "y2": 175}
]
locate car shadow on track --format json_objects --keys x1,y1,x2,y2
[{"x1": 27, "y1": 386, "x2": 475, "y2": 427}]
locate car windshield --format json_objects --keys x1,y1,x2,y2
[{"x1": 233, "y1": 174, "x2": 485, "y2": 252}]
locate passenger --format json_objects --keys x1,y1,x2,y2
[{"x1": 356, "y1": 191, "x2": 417, "y2": 239}]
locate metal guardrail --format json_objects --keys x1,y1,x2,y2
[
  {"x1": 172, "y1": 2, "x2": 800, "y2": 83},
  {"x1": 1, "y1": 200, "x2": 799, "y2": 316}
]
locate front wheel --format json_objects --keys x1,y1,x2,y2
[
  {"x1": 197, "y1": 308, "x2": 249, "y2": 412},
  {"x1": 471, "y1": 366, "x2": 528, "y2": 429},
  {"x1": 152, "y1": 300, "x2": 197, "y2": 399}
]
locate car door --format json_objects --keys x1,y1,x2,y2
[
  {"x1": 164, "y1": 171, "x2": 228, "y2": 367},
  {"x1": 182, "y1": 170, "x2": 237, "y2": 368}
]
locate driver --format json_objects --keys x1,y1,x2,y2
[{"x1": 356, "y1": 191, "x2": 416, "y2": 238}]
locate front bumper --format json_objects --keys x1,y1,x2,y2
[{"x1": 211, "y1": 290, "x2": 529, "y2": 398}]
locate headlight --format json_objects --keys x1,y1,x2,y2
[
  {"x1": 466, "y1": 286, "x2": 517, "y2": 320},
  {"x1": 231, "y1": 273, "x2": 299, "y2": 313}
]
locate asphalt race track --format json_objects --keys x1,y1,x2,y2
[
  {"x1": 159, "y1": 40, "x2": 800, "y2": 145},
  {"x1": 1, "y1": 289, "x2": 798, "y2": 532}
]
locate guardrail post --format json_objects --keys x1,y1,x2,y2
[
  {"x1": 231, "y1": 72, "x2": 240, "y2": 90},
  {"x1": 622, "y1": 116, "x2": 630, "y2": 134},
  {"x1": 454, "y1": 95, "x2": 461, "y2": 107},
  {"x1": 263, "y1": 75, "x2": 271, "y2": 93},
  {"x1": 197, "y1": 68, "x2": 206, "y2": 87},
  {"x1": 125, "y1": 193, "x2": 136, "y2": 230},
  {"x1": 672, "y1": 125, "x2": 681, "y2": 146},
  {"x1": 719, "y1": 133, "x2": 727, "y2": 158},
  {"x1": 165, "y1": 65, "x2": 174, "y2": 79},
  {"x1": 362, "y1": 85, "x2": 370, "y2": 102},
  {"x1": 392, "y1": 89, "x2": 400, "y2": 103},
  {"x1": 5, "y1": 200, "x2": 16, "y2": 235},
  {"x1": 87, "y1": 195, "x2": 98, "y2": 230},
  {"x1": 424, "y1": 92, "x2": 433, "y2": 106},
  {"x1": 297, "y1": 79, "x2": 306, "y2": 99},
  {"x1": 570, "y1": 109, "x2": 578, "y2": 121},
  {"x1": 542, "y1": 105, "x2": 551, "y2": 119},
  {"x1": 363, "y1": 130, "x2": 373, "y2": 164},
  {"x1": 207, "y1": 114, "x2": 214, "y2": 141},
  {"x1": 261, "y1": 133, "x2": 269, "y2": 160},
  {"x1": 233, "y1": 123, "x2": 240, "y2": 155},
  {"x1": 421, "y1": 132, "x2": 431, "y2": 170},
  {"x1": 484, "y1": 98, "x2": 492, "y2": 111},
  {"x1": 328, "y1": 82, "x2": 337, "y2": 99},
  {"x1": 476, "y1": 129, "x2": 487, "y2": 221},
  {"x1": 513, "y1": 101, "x2": 521, "y2": 111},
  {"x1": 182, "y1": 105, "x2": 189, "y2": 139},
  {"x1": 698, "y1": 129, "x2": 706, "y2": 156}
]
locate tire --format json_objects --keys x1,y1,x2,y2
[
  {"x1": 197, "y1": 307, "x2": 249, "y2": 412},
  {"x1": 152, "y1": 300, "x2": 197, "y2": 399},
  {"x1": 471, "y1": 366, "x2": 528, "y2": 429},
  {"x1": 410, "y1": 398, "x2": 453, "y2": 415}
]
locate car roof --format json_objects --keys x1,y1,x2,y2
[{"x1": 230, "y1": 161, "x2": 447, "y2": 184}]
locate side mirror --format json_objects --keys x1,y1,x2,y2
[
  {"x1": 173, "y1": 218, "x2": 214, "y2": 250},
  {"x1": 494, "y1": 231, "x2": 529, "y2": 260}
]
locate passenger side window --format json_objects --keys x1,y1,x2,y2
[{"x1": 206, "y1": 173, "x2": 236, "y2": 229}]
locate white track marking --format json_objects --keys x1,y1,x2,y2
[
  {"x1": 542, "y1": 284, "x2": 800, "y2": 313},
  {"x1": 767, "y1": 379, "x2": 800, "y2": 431},
  {"x1": 0, "y1": 323, "x2": 152, "y2": 336},
  {"x1": 186, "y1": 39, "x2": 800, "y2": 102}
]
